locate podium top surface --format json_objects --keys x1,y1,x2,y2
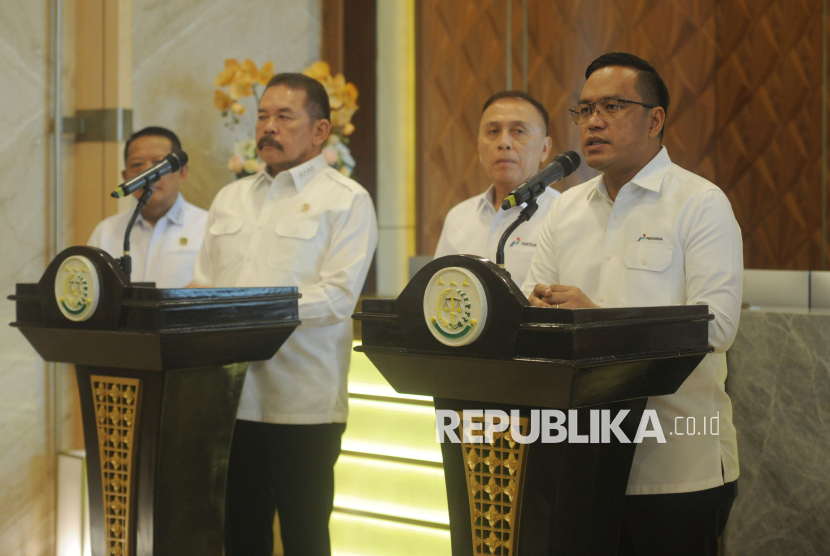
[
  {"x1": 353, "y1": 255, "x2": 714, "y2": 408},
  {"x1": 9, "y1": 246, "x2": 300, "y2": 371}
]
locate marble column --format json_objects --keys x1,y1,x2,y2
[
  {"x1": 0, "y1": 0, "x2": 55, "y2": 553},
  {"x1": 724, "y1": 310, "x2": 830, "y2": 555}
]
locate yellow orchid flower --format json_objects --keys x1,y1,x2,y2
[
  {"x1": 258, "y1": 62, "x2": 274, "y2": 86},
  {"x1": 215, "y1": 67, "x2": 236, "y2": 87},
  {"x1": 240, "y1": 58, "x2": 258, "y2": 79},
  {"x1": 229, "y1": 79, "x2": 253, "y2": 100},
  {"x1": 342, "y1": 122, "x2": 355, "y2": 136},
  {"x1": 303, "y1": 61, "x2": 331, "y2": 81},
  {"x1": 214, "y1": 90, "x2": 232, "y2": 111},
  {"x1": 331, "y1": 73, "x2": 346, "y2": 90},
  {"x1": 342, "y1": 82, "x2": 359, "y2": 104},
  {"x1": 230, "y1": 102, "x2": 245, "y2": 116}
]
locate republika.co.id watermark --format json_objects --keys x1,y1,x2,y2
[{"x1": 436, "y1": 409, "x2": 720, "y2": 444}]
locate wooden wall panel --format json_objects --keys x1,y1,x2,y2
[
  {"x1": 416, "y1": 0, "x2": 828, "y2": 268},
  {"x1": 716, "y1": 0, "x2": 824, "y2": 269},
  {"x1": 416, "y1": 0, "x2": 510, "y2": 253},
  {"x1": 526, "y1": 0, "x2": 717, "y2": 185},
  {"x1": 417, "y1": 0, "x2": 717, "y2": 255}
]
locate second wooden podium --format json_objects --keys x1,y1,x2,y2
[{"x1": 10, "y1": 246, "x2": 300, "y2": 556}]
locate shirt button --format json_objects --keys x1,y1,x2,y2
[
  {"x1": 641, "y1": 259, "x2": 648, "y2": 265},
  {"x1": 605, "y1": 254, "x2": 612, "y2": 260},
  {"x1": 599, "y1": 295, "x2": 606, "y2": 302}
]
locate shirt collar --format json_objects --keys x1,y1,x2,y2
[
  {"x1": 476, "y1": 184, "x2": 498, "y2": 214},
  {"x1": 588, "y1": 146, "x2": 672, "y2": 201},
  {"x1": 163, "y1": 193, "x2": 186, "y2": 225},
  {"x1": 136, "y1": 192, "x2": 185, "y2": 226},
  {"x1": 254, "y1": 153, "x2": 328, "y2": 192}
]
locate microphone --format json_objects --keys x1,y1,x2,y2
[
  {"x1": 110, "y1": 151, "x2": 188, "y2": 198},
  {"x1": 501, "y1": 151, "x2": 580, "y2": 210}
]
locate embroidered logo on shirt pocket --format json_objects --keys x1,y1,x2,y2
[{"x1": 268, "y1": 219, "x2": 321, "y2": 270}]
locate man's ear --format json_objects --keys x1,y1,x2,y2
[
  {"x1": 122, "y1": 169, "x2": 128, "y2": 181},
  {"x1": 178, "y1": 164, "x2": 189, "y2": 181},
  {"x1": 540, "y1": 135, "x2": 553, "y2": 164},
  {"x1": 648, "y1": 107, "x2": 665, "y2": 139},
  {"x1": 313, "y1": 119, "x2": 332, "y2": 148}
]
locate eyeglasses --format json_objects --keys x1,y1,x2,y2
[{"x1": 568, "y1": 98, "x2": 656, "y2": 126}]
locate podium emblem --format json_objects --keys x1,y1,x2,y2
[
  {"x1": 54, "y1": 254, "x2": 101, "y2": 322},
  {"x1": 423, "y1": 266, "x2": 488, "y2": 346}
]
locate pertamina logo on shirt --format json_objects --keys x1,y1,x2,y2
[
  {"x1": 509, "y1": 237, "x2": 537, "y2": 248},
  {"x1": 637, "y1": 233, "x2": 664, "y2": 242}
]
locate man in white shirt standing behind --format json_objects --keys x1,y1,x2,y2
[
  {"x1": 434, "y1": 91, "x2": 560, "y2": 284},
  {"x1": 523, "y1": 52, "x2": 742, "y2": 554},
  {"x1": 190, "y1": 73, "x2": 377, "y2": 556},
  {"x1": 87, "y1": 126, "x2": 207, "y2": 287}
]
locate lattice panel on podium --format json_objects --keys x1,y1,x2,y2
[
  {"x1": 91, "y1": 376, "x2": 140, "y2": 556},
  {"x1": 457, "y1": 413, "x2": 529, "y2": 555}
]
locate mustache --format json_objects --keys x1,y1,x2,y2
[{"x1": 258, "y1": 136, "x2": 284, "y2": 151}]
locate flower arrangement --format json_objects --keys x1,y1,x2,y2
[{"x1": 213, "y1": 58, "x2": 359, "y2": 178}]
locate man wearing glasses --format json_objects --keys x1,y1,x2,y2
[{"x1": 522, "y1": 52, "x2": 743, "y2": 554}]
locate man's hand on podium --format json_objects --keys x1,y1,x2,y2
[{"x1": 528, "y1": 283, "x2": 600, "y2": 309}]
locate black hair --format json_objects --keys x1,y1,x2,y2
[
  {"x1": 124, "y1": 126, "x2": 182, "y2": 162},
  {"x1": 482, "y1": 90, "x2": 550, "y2": 136},
  {"x1": 264, "y1": 72, "x2": 331, "y2": 122},
  {"x1": 585, "y1": 52, "x2": 669, "y2": 139}
]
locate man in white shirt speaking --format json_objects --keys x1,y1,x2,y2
[
  {"x1": 191, "y1": 73, "x2": 377, "y2": 556},
  {"x1": 434, "y1": 91, "x2": 559, "y2": 285},
  {"x1": 522, "y1": 53, "x2": 743, "y2": 555},
  {"x1": 88, "y1": 127, "x2": 207, "y2": 287}
]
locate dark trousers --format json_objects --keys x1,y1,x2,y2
[
  {"x1": 616, "y1": 480, "x2": 738, "y2": 556},
  {"x1": 224, "y1": 420, "x2": 347, "y2": 556}
]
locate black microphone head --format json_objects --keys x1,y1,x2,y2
[
  {"x1": 554, "y1": 151, "x2": 581, "y2": 177},
  {"x1": 166, "y1": 150, "x2": 189, "y2": 172}
]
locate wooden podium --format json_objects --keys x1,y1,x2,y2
[
  {"x1": 9, "y1": 246, "x2": 300, "y2": 556},
  {"x1": 354, "y1": 255, "x2": 713, "y2": 555}
]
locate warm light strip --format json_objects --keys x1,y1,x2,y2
[
  {"x1": 335, "y1": 455, "x2": 448, "y2": 524},
  {"x1": 348, "y1": 381, "x2": 433, "y2": 402},
  {"x1": 348, "y1": 396, "x2": 436, "y2": 415},
  {"x1": 340, "y1": 439, "x2": 442, "y2": 464},
  {"x1": 331, "y1": 510, "x2": 452, "y2": 538},
  {"x1": 334, "y1": 495, "x2": 449, "y2": 527}
]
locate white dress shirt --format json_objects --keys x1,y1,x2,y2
[
  {"x1": 87, "y1": 193, "x2": 207, "y2": 288},
  {"x1": 192, "y1": 153, "x2": 378, "y2": 425},
  {"x1": 522, "y1": 147, "x2": 743, "y2": 495},
  {"x1": 434, "y1": 185, "x2": 560, "y2": 286}
]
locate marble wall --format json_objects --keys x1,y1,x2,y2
[
  {"x1": 0, "y1": 0, "x2": 55, "y2": 554},
  {"x1": 725, "y1": 311, "x2": 830, "y2": 555},
  {"x1": 131, "y1": 0, "x2": 322, "y2": 211}
]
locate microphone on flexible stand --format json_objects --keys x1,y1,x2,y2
[
  {"x1": 496, "y1": 151, "x2": 581, "y2": 277},
  {"x1": 111, "y1": 151, "x2": 188, "y2": 199},
  {"x1": 501, "y1": 151, "x2": 581, "y2": 210},
  {"x1": 112, "y1": 151, "x2": 188, "y2": 280}
]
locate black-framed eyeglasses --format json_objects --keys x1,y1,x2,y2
[{"x1": 568, "y1": 98, "x2": 656, "y2": 126}]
